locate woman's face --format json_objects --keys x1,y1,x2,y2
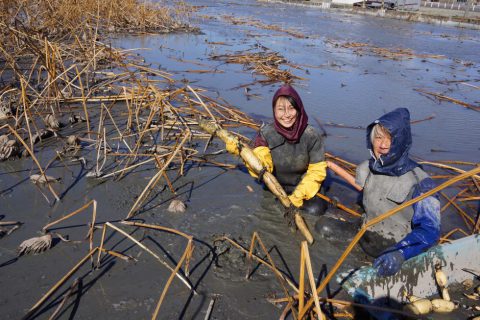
[
  {"x1": 372, "y1": 129, "x2": 391, "y2": 159},
  {"x1": 274, "y1": 96, "x2": 297, "y2": 129}
]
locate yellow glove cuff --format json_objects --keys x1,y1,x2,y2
[
  {"x1": 247, "y1": 146, "x2": 273, "y2": 178},
  {"x1": 291, "y1": 161, "x2": 327, "y2": 202},
  {"x1": 288, "y1": 194, "x2": 303, "y2": 208},
  {"x1": 253, "y1": 146, "x2": 273, "y2": 173}
]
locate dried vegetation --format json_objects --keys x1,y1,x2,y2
[
  {"x1": 220, "y1": 15, "x2": 308, "y2": 39},
  {"x1": 211, "y1": 49, "x2": 306, "y2": 85},
  {"x1": 327, "y1": 40, "x2": 446, "y2": 60}
]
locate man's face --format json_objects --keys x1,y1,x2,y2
[{"x1": 373, "y1": 129, "x2": 391, "y2": 159}]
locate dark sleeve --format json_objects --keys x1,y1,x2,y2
[
  {"x1": 307, "y1": 127, "x2": 325, "y2": 164},
  {"x1": 393, "y1": 177, "x2": 441, "y2": 260}
]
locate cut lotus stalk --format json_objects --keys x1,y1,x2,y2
[
  {"x1": 299, "y1": 244, "x2": 305, "y2": 314},
  {"x1": 402, "y1": 290, "x2": 422, "y2": 303},
  {"x1": 435, "y1": 264, "x2": 448, "y2": 288},
  {"x1": 100, "y1": 248, "x2": 135, "y2": 262},
  {"x1": 42, "y1": 200, "x2": 96, "y2": 233},
  {"x1": 241, "y1": 232, "x2": 298, "y2": 308},
  {"x1": 404, "y1": 299, "x2": 432, "y2": 315},
  {"x1": 464, "y1": 293, "x2": 479, "y2": 300},
  {"x1": 441, "y1": 287, "x2": 451, "y2": 301}
]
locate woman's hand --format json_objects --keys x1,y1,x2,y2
[
  {"x1": 225, "y1": 138, "x2": 240, "y2": 155},
  {"x1": 288, "y1": 194, "x2": 303, "y2": 208}
]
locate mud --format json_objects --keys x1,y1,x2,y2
[{"x1": 1, "y1": 0, "x2": 479, "y2": 319}]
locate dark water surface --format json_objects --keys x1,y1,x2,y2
[{"x1": 1, "y1": 0, "x2": 479, "y2": 319}]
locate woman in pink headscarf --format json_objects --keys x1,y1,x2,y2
[{"x1": 228, "y1": 84, "x2": 328, "y2": 215}]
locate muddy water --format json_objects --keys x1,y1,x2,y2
[{"x1": 1, "y1": 0, "x2": 479, "y2": 319}]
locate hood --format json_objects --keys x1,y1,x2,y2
[
  {"x1": 366, "y1": 108, "x2": 418, "y2": 176},
  {"x1": 272, "y1": 84, "x2": 308, "y2": 143}
]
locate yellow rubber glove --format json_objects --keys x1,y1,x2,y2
[
  {"x1": 288, "y1": 161, "x2": 327, "y2": 208},
  {"x1": 225, "y1": 137, "x2": 240, "y2": 155},
  {"x1": 246, "y1": 146, "x2": 273, "y2": 178}
]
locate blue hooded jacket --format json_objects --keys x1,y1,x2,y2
[
  {"x1": 366, "y1": 108, "x2": 418, "y2": 176},
  {"x1": 366, "y1": 108, "x2": 440, "y2": 260}
]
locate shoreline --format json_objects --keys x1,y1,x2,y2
[{"x1": 259, "y1": 0, "x2": 480, "y2": 29}]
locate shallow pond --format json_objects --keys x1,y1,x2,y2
[{"x1": 1, "y1": 0, "x2": 479, "y2": 319}]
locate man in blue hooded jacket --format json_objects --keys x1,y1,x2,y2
[{"x1": 355, "y1": 108, "x2": 441, "y2": 277}]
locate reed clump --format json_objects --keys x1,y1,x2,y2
[{"x1": 0, "y1": 0, "x2": 192, "y2": 37}]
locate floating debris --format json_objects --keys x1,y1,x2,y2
[
  {"x1": 211, "y1": 49, "x2": 306, "y2": 84},
  {"x1": 44, "y1": 114, "x2": 62, "y2": 131},
  {"x1": 30, "y1": 174, "x2": 61, "y2": 184},
  {"x1": 66, "y1": 135, "x2": 80, "y2": 147},
  {"x1": 146, "y1": 145, "x2": 170, "y2": 154},
  {"x1": 167, "y1": 199, "x2": 187, "y2": 213},
  {"x1": 69, "y1": 114, "x2": 87, "y2": 124},
  {"x1": 462, "y1": 279, "x2": 474, "y2": 289},
  {"x1": 17, "y1": 234, "x2": 53, "y2": 256},
  {"x1": 0, "y1": 135, "x2": 19, "y2": 161},
  {"x1": 220, "y1": 15, "x2": 307, "y2": 39},
  {"x1": 0, "y1": 223, "x2": 21, "y2": 238},
  {"x1": 327, "y1": 40, "x2": 446, "y2": 60},
  {"x1": 30, "y1": 129, "x2": 55, "y2": 145},
  {"x1": 414, "y1": 88, "x2": 480, "y2": 112}
]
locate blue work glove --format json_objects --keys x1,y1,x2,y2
[{"x1": 373, "y1": 250, "x2": 405, "y2": 277}]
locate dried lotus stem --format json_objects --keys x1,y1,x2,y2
[
  {"x1": 0, "y1": 124, "x2": 60, "y2": 202},
  {"x1": 101, "y1": 222, "x2": 193, "y2": 291},
  {"x1": 151, "y1": 239, "x2": 193, "y2": 319},
  {"x1": 23, "y1": 248, "x2": 99, "y2": 320},
  {"x1": 42, "y1": 200, "x2": 97, "y2": 233},
  {"x1": 47, "y1": 278, "x2": 80, "y2": 320},
  {"x1": 127, "y1": 132, "x2": 190, "y2": 218},
  {"x1": 301, "y1": 241, "x2": 324, "y2": 320}
]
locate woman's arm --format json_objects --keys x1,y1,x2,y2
[{"x1": 327, "y1": 161, "x2": 363, "y2": 191}]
